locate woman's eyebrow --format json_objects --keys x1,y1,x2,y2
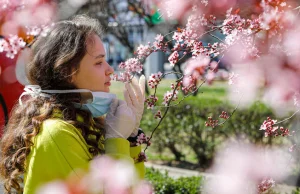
[{"x1": 95, "y1": 54, "x2": 105, "y2": 59}]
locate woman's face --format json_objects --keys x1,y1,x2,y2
[{"x1": 72, "y1": 34, "x2": 114, "y2": 92}]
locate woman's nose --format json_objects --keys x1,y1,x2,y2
[{"x1": 106, "y1": 64, "x2": 114, "y2": 76}]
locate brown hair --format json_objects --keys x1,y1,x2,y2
[{"x1": 0, "y1": 15, "x2": 105, "y2": 193}]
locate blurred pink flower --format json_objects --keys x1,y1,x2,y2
[
  {"x1": 183, "y1": 55, "x2": 210, "y2": 87},
  {"x1": 38, "y1": 156, "x2": 153, "y2": 194},
  {"x1": 204, "y1": 141, "x2": 292, "y2": 194},
  {"x1": 153, "y1": 0, "x2": 193, "y2": 20},
  {"x1": 37, "y1": 181, "x2": 70, "y2": 194}
]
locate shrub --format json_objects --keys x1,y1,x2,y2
[
  {"x1": 145, "y1": 167, "x2": 203, "y2": 194},
  {"x1": 141, "y1": 98, "x2": 291, "y2": 168}
]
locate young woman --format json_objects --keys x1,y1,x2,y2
[{"x1": 0, "y1": 15, "x2": 145, "y2": 194}]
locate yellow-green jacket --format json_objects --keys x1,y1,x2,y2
[{"x1": 23, "y1": 118, "x2": 144, "y2": 194}]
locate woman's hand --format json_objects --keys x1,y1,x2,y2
[
  {"x1": 124, "y1": 75, "x2": 145, "y2": 136},
  {"x1": 104, "y1": 98, "x2": 136, "y2": 139}
]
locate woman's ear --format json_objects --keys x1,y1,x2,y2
[
  {"x1": 70, "y1": 75, "x2": 75, "y2": 83},
  {"x1": 70, "y1": 68, "x2": 78, "y2": 84}
]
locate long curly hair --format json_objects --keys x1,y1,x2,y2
[{"x1": 0, "y1": 15, "x2": 106, "y2": 193}]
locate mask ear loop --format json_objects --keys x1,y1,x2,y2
[
  {"x1": 19, "y1": 85, "x2": 52, "y2": 105},
  {"x1": 78, "y1": 91, "x2": 94, "y2": 104},
  {"x1": 41, "y1": 88, "x2": 94, "y2": 107},
  {"x1": 18, "y1": 85, "x2": 94, "y2": 105}
]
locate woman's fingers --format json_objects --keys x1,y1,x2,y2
[
  {"x1": 125, "y1": 83, "x2": 138, "y2": 107},
  {"x1": 131, "y1": 77, "x2": 143, "y2": 103},
  {"x1": 108, "y1": 99, "x2": 119, "y2": 116},
  {"x1": 123, "y1": 87, "x2": 135, "y2": 110},
  {"x1": 139, "y1": 75, "x2": 145, "y2": 101}
]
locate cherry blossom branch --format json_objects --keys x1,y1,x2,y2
[
  {"x1": 215, "y1": 94, "x2": 243, "y2": 127},
  {"x1": 144, "y1": 78, "x2": 182, "y2": 153},
  {"x1": 163, "y1": 30, "x2": 178, "y2": 38},
  {"x1": 275, "y1": 109, "x2": 300, "y2": 125},
  {"x1": 156, "y1": 54, "x2": 225, "y2": 108},
  {"x1": 154, "y1": 78, "x2": 205, "y2": 108},
  {"x1": 197, "y1": 25, "x2": 223, "y2": 39},
  {"x1": 209, "y1": 33, "x2": 225, "y2": 44},
  {"x1": 148, "y1": 71, "x2": 183, "y2": 109}
]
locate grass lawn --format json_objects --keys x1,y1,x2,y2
[{"x1": 110, "y1": 79, "x2": 229, "y2": 103}]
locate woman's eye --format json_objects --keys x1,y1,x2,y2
[{"x1": 96, "y1": 62, "x2": 102, "y2": 65}]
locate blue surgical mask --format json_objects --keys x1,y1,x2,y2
[
  {"x1": 76, "y1": 91, "x2": 116, "y2": 117},
  {"x1": 19, "y1": 85, "x2": 117, "y2": 117}
]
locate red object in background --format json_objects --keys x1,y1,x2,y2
[{"x1": 0, "y1": 53, "x2": 24, "y2": 136}]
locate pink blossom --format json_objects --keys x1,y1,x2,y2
[
  {"x1": 135, "y1": 133, "x2": 150, "y2": 146},
  {"x1": 257, "y1": 178, "x2": 275, "y2": 193},
  {"x1": 145, "y1": 95, "x2": 158, "y2": 109},
  {"x1": 135, "y1": 152, "x2": 148, "y2": 163},
  {"x1": 259, "y1": 2, "x2": 281, "y2": 31},
  {"x1": 26, "y1": 24, "x2": 52, "y2": 37},
  {"x1": 0, "y1": 0, "x2": 55, "y2": 59},
  {"x1": 191, "y1": 41, "x2": 208, "y2": 57},
  {"x1": 168, "y1": 51, "x2": 179, "y2": 66},
  {"x1": 153, "y1": 34, "x2": 164, "y2": 50},
  {"x1": 173, "y1": 42, "x2": 181, "y2": 50},
  {"x1": 172, "y1": 32, "x2": 183, "y2": 42},
  {"x1": 136, "y1": 44, "x2": 152, "y2": 59},
  {"x1": 155, "y1": 34, "x2": 164, "y2": 42},
  {"x1": 219, "y1": 111, "x2": 229, "y2": 119},
  {"x1": 259, "y1": 117, "x2": 292, "y2": 137},
  {"x1": 115, "y1": 58, "x2": 143, "y2": 82},
  {"x1": 205, "y1": 116, "x2": 219, "y2": 128},
  {"x1": 9, "y1": 35, "x2": 26, "y2": 49},
  {"x1": 153, "y1": 41, "x2": 163, "y2": 50},
  {"x1": 162, "y1": 90, "x2": 178, "y2": 106},
  {"x1": 185, "y1": 13, "x2": 207, "y2": 37},
  {"x1": 113, "y1": 72, "x2": 132, "y2": 83},
  {"x1": 260, "y1": 117, "x2": 278, "y2": 137},
  {"x1": 154, "y1": 110, "x2": 162, "y2": 119},
  {"x1": 148, "y1": 72, "x2": 163, "y2": 89},
  {"x1": 0, "y1": 39, "x2": 8, "y2": 53},
  {"x1": 124, "y1": 58, "x2": 143, "y2": 73},
  {"x1": 136, "y1": 133, "x2": 146, "y2": 146},
  {"x1": 0, "y1": 35, "x2": 26, "y2": 59},
  {"x1": 26, "y1": 26, "x2": 41, "y2": 36}
]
